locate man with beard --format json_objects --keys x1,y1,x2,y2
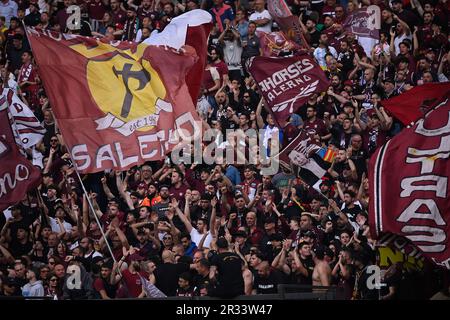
[
  {"x1": 110, "y1": 0, "x2": 126, "y2": 27},
  {"x1": 152, "y1": 185, "x2": 171, "y2": 220},
  {"x1": 300, "y1": 17, "x2": 321, "y2": 49},
  {"x1": 330, "y1": 116, "x2": 358, "y2": 150},
  {"x1": 313, "y1": 33, "x2": 338, "y2": 69},
  {"x1": 329, "y1": 24, "x2": 346, "y2": 53},
  {"x1": 121, "y1": 6, "x2": 140, "y2": 41},
  {"x1": 209, "y1": 47, "x2": 229, "y2": 87},
  {"x1": 303, "y1": 105, "x2": 331, "y2": 143},
  {"x1": 136, "y1": 0, "x2": 154, "y2": 21}
]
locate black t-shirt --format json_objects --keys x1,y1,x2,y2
[
  {"x1": 193, "y1": 273, "x2": 211, "y2": 290},
  {"x1": 253, "y1": 270, "x2": 284, "y2": 294},
  {"x1": 210, "y1": 252, "x2": 244, "y2": 297},
  {"x1": 309, "y1": 30, "x2": 321, "y2": 48},
  {"x1": 9, "y1": 240, "x2": 33, "y2": 258},
  {"x1": 342, "y1": 204, "x2": 363, "y2": 222},
  {"x1": 294, "y1": 256, "x2": 315, "y2": 286},
  {"x1": 154, "y1": 262, "x2": 190, "y2": 296},
  {"x1": 350, "y1": 148, "x2": 369, "y2": 177}
]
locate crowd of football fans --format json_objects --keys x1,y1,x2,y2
[{"x1": 0, "y1": 0, "x2": 449, "y2": 300}]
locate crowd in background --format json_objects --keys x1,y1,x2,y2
[{"x1": 0, "y1": 0, "x2": 449, "y2": 299}]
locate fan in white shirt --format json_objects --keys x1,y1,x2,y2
[{"x1": 249, "y1": 0, "x2": 273, "y2": 33}]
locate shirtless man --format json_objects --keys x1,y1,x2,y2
[{"x1": 312, "y1": 246, "x2": 332, "y2": 291}]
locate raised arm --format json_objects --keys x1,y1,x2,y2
[
  {"x1": 256, "y1": 98, "x2": 265, "y2": 129},
  {"x1": 173, "y1": 198, "x2": 193, "y2": 233}
]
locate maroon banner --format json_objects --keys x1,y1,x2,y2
[
  {"x1": 382, "y1": 83, "x2": 450, "y2": 126},
  {"x1": 343, "y1": 5, "x2": 380, "y2": 40},
  {"x1": 267, "y1": 0, "x2": 309, "y2": 49},
  {"x1": 27, "y1": 28, "x2": 202, "y2": 173},
  {"x1": 369, "y1": 95, "x2": 450, "y2": 269},
  {"x1": 248, "y1": 55, "x2": 329, "y2": 127},
  {"x1": 0, "y1": 108, "x2": 41, "y2": 211},
  {"x1": 257, "y1": 31, "x2": 300, "y2": 57}
]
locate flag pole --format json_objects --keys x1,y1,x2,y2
[
  {"x1": 21, "y1": 25, "x2": 119, "y2": 265},
  {"x1": 49, "y1": 111, "x2": 118, "y2": 265}
]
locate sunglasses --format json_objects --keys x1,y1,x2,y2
[{"x1": 50, "y1": 278, "x2": 58, "y2": 282}]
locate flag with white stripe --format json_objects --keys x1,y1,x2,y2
[
  {"x1": 275, "y1": 130, "x2": 331, "y2": 189},
  {"x1": 0, "y1": 88, "x2": 45, "y2": 149},
  {"x1": 369, "y1": 93, "x2": 450, "y2": 269}
]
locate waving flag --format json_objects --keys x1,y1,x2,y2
[
  {"x1": 0, "y1": 88, "x2": 45, "y2": 149},
  {"x1": 248, "y1": 54, "x2": 329, "y2": 127},
  {"x1": 0, "y1": 107, "x2": 41, "y2": 211},
  {"x1": 369, "y1": 95, "x2": 450, "y2": 269},
  {"x1": 267, "y1": 0, "x2": 309, "y2": 49},
  {"x1": 382, "y1": 83, "x2": 450, "y2": 126},
  {"x1": 144, "y1": 9, "x2": 213, "y2": 104},
  {"x1": 258, "y1": 31, "x2": 300, "y2": 57},
  {"x1": 274, "y1": 130, "x2": 331, "y2": 189},
  {"x1": 27, "y1": 28, "x2": 202, "y2": 173}
]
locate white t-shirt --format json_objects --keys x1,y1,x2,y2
[
  {"x1": 313, "y1": 46, "x2": 338, "y2": 68},
  {"x1": 190, "y1": 228, "x2": 212, "y2": 249},
  {"x1": 223, "y1": 39, "x2": 243, "y2": 70},
  {"x1": 249, "y1": 10, "x2": 272, "y2": 33},
  {"x1": 49, "y1": 217, "x2": 73, "y2": 234}
]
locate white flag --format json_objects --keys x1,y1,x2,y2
[{"x1": 0, "y1": 88, "x2": 45, "y2": 149}]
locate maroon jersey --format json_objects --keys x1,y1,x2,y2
[
  {"x1": 112, "y1": 9, "x2": 127, "y2": 27},
  {"x1": 303, "y1": 119, "x2": 329, "y2": 137},
  {"x1": 89, "y1": 0, "x2": 107, "y2": 20},
  {"x1": 18, "y1": 62, "x2": 39, "y2": 108}
]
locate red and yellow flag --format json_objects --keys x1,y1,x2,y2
[{"x1": 27, "y1": 28, "x2": 203, "y2": 173}]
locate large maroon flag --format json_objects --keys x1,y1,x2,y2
[
  {"x1": 248, "y1": 54, "x2": 329, "y2": 127},
  {"x1": 369, "y1": 95, "x2": 450, "y2": 269},
  {"x1": 27, "y1": 28, "x2": 201, "y2": 173},
  {"x1": 382, "y1": 83, "x2": 450, "y2": 126},
  {"x1": 0, "y1": 108, "x2": 41, "y2": 211}
]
